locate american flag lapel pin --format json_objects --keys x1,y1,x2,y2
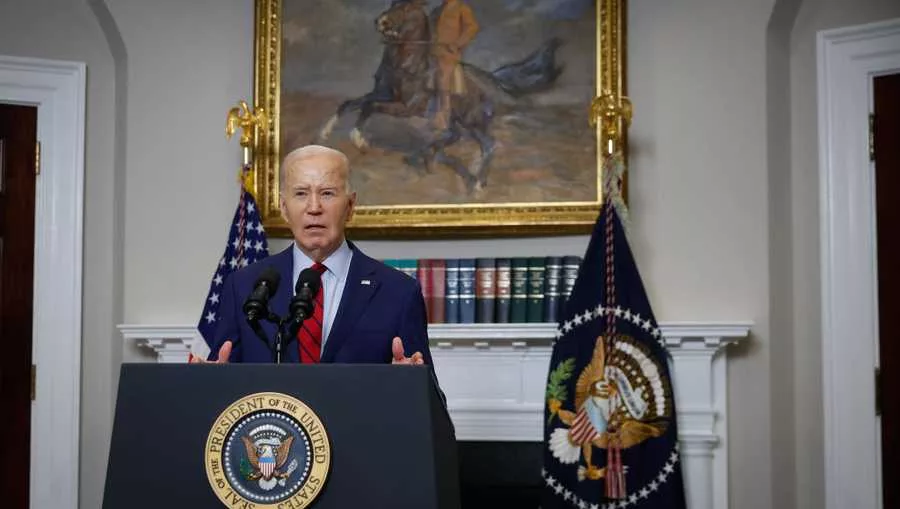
[{"x1": 361, "y1": 279, "x2": 371, "y2": 285}]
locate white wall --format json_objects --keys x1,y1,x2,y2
[
  {"x1": 767, "y1": 0, "x2": 802, "y2": 506},
  {"x1": 628, "y1": 0, "x2": 775, "y2": 506},
  {"x1": 2, "y1": 0, "x2": 899, "y2": 507},
  {"x1": 109, "y1": 0, "x2": 255, "y2": 324},
  {"x1": 0, "y1": 2, "x2": 119, "y2": 508}
]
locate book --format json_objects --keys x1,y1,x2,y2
[
  {"x1": 510, "y1": 257, "x2": 529, "y2": 323},
  {"x1": 398, "y1": 259, "x2": 418, "y2": 280},
  {"x1": 417, "y1": 259, "x2": 434, "y2": 321},
  {"x1": 475, "y1": 258, "x2": 497, "y2": 323},
  {"x1": 495, "y1": 258, "x2": 512, "y2": 323},
  {"x1": 459, "y1": 258, "x2": 476, "y2": 323},
  {"x1": 560, "y1": 255, "x2": 582, "y2": 318},
  {"x1": 444, "y1": 259, "x2": 460, "y2": 323},
  {"x1": 526, "y1": 257, "x2": 545, "y2": 322},
  {"x1": 543, "y1": 256, "x2": 563, "y2": 323},
  {"x1": 430, "y1": 259, "x2": 446, "y2": 323}
]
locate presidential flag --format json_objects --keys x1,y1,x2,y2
[
  {"x1": 192, "y1": 181, "x2": 270, "y2": 360},
  {"x1": 541, "y1": 155, "x2": 686, "y2": 508}
]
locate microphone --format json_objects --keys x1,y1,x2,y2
[
  {"x1": 242, "y1": 266, "x2": 280, "y2": 322},
  {"x1": 288, "y1": 268, "x2": 322, "y2": 324}
]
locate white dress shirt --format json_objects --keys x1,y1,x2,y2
[{"x1": 291, "y1": 239, "x2": 353, "y2": 346}]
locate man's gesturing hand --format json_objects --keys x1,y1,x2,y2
[
  {"x1": 190, "y1": 340, "x2": 232, "y2": 364},
  {"x1": 391, "y1": 337, "x2": 424, "y2": 365}
]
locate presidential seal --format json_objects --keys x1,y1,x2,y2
[{"x1": 205, "y1": 392, "x2": 331, "y2": 508}]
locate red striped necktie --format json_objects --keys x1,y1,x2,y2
[{"x1": 298, "y1": 262, "x2": 327, "y2": 363}]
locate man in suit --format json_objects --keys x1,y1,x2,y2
[
  {"x1": 430, "y1": 0, "x2": 479, "y2": 130},
  {"x1": 198, "y1": 145, "x2": 429, "y2": 365}
]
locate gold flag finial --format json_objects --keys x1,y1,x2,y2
[
  {"x1": 225, "y1": 100, "x2": 267, "y2": 191},
  {"x1": 590, "y1": 90, "x2": 632, "y2": 157}
]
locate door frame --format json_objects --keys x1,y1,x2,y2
[
  {"x1": 818, "y1": 17, "x2": 900, "y2": 509},
  {"x1": 0, "y1": 55, "x2": 85, "y2": 508}
]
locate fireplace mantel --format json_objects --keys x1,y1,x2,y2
[{"x1": 119, "y1": 321, "x2": 749, "y2": 509}]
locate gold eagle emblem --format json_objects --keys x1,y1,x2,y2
[
  {"x1": 548, "y1": 335, "x2": 670, "y2": 481},
  {"x1": 241, "y1": 435, "x2": 295, "y2": 481}
]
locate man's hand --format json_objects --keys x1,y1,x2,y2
[
  {"x1": 190, "y1": 340, "x2": 232, "y2": 364},
  {"x1": 391, "y1": 337, "x2": 424, "y2": 365}
]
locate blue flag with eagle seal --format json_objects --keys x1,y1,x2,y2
[{"x1": 541, "y1": 155, "x2": 686, "y2": 509}]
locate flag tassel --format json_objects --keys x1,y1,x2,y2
[{"x1": 605, "y1": 444, "x2": 626, "y2": 499}]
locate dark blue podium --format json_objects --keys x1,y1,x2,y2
[{"x1": 103, "y1": 363, "x2": 459, "y2": 509}]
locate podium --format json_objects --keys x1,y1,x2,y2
[{"x1": 103, "y1": 363, "x2": 459, "y2": 508}]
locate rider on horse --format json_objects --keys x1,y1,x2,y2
[{"x1": 430, "y1": 0, "x2": 479, "y2": 130}]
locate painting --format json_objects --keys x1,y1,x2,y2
[{"x1": 252, "y1": 0, "x2": 626, "y2": 237}]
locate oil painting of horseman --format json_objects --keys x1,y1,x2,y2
[{"x1": 279, "y1": 0, "x2": 596, "y2": 206}]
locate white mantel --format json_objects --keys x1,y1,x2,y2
[{"x1": 119, "y1": 321, "x2": 749, "y2": 509}]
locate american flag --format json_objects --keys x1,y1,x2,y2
[{"x1": 191, "y1": 185, "x2": 269, "y2": 360}]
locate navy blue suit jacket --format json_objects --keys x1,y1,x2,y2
[{"x1": 211, "y1": 244, "x2": 432, "y2": 364}]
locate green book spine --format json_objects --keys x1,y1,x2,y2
[
  {"x1": 510, "y1": 258, "x2": 529, "y2": 322},
  {"x1": 400, "y1": 259, "x2": 418, "y2": 281},
  {"x1": 526, "y1": 256, "x2": 545, "y2": 322},
  {"x1": 560, "y1": 256, "x2": 581, "y2": 318}
]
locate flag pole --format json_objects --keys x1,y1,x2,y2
[
  {"x1": 192, "y1": 102, "x2": 272, "y2": 363},
  {"x1": 590, "y1": 88, "x2": 632, "y2": 238},
  {"x1": 588, "y1": 23, "x2": 634, "y2": 497},
  {"x1": 591, "y1": 0, "x2": 630, "y2": 159},
  {"x1": 225, "y1": 99, "x2": 267, "y2": 191},
  {"x1": 224, "y1": 99, "x2": 268, "y2": 288}
]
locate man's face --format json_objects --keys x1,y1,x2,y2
[{"x1": 279, "y1": 153, "x2": 356, "y2": 261}]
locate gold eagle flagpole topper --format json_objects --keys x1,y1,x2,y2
[
  {"x1": 225, "y1": 99, "x2": 267, "y2": 193},
  {"x1": 590, "y1": 90, "x2": 632, "y2": 158},
  {"x1": 590, "y1": 0, "x2": 631, "y2": 158},
  {"x1": 590, "y1": 0, "x2": 632, "y2": 227}
]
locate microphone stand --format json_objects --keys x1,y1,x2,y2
[
  {"x1": 244, "y1": 287, "x2": 314, "y2": 364},
  {"x1": 245, "y1": 308, "x2": 293, "y2": 364},
  {"x1": 252, "y1": 310, "x2": 296, "y2": 364},
  {"x1": 243, "y1": 310, "x2": 310, "y2": 364},
  {"x1": 271, "y1": 312, "x2": 288, "y2": 364},
  {"x1": 275, "y1": 308, "x2": 309, "y2": 364}
]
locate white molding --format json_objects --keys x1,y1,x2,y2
[
  {"x1": 0, "y1": 55, "x2": 86, "y2": 509},
  {"x1": 118, "y1": 325, "x2": 202, "y2": 363},
  {"x1": 119, "y1": 321, "x2": 751, "y2": 354},
  {"x1": 663, "y1": 326, "x2": 744, "y2": 509},
  {"x1": 430, "y1": 322, "x2": 556, "y2": 341},
  {"x1": 120, "y1": 320, "x2": 749, "y2": 509},
  {"x1": 818, "y1": 18, "x2": 900, "y2": 509}
]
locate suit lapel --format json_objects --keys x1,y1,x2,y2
[
  {"x1": 268, "y1": 247, "x2": 299, "y2": 363},
  {"x1": 321, "y1": 246, "x2": 380, "y2": 362}
]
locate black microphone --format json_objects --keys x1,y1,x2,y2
[
  {"x1": 242, "y1": 266, "x2": 280, "y2": 322},
  {"x1": 288, "y1": 268, "x2": 322, "y2": 324}
]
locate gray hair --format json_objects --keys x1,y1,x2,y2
[{"x1": 279, "y1": 145, "x2": 353, "y2": 194}]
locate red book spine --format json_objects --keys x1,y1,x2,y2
[
  {"x1": 417, "y1": 259, "x2": 434, "y2": 322},
  {"x1": 430, "y1": 259, "x2": 446, "y2": 323}
]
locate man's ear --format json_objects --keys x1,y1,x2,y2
[
  {"x1": 279, "y1": 194, "x2": 289, "y2": 224},
  {"x1": 346, "y1": 191, "x2": 357, "y2": 220}
]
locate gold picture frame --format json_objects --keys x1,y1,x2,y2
[{"x1": 252, "y1": 0, "x2": 626, "y2": 238}]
